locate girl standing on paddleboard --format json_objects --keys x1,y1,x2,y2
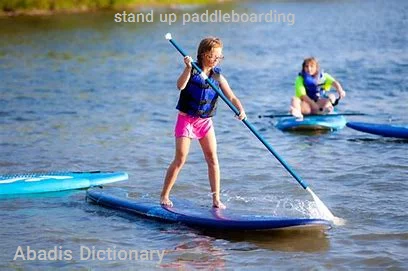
[
  {"x1": 160, "y1": 37, "x2": 246, "y2": 209},
  {"x1": 290, "y1": 57, "x2": 346, "y2": 119}
]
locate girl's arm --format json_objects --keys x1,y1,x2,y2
[
  {"x1": 332, "y1": 81, "x2": 346, "y2": 99},
  {"x1": 176, "y1": 56, "x2": 193, "y2": 90},
  {"x1": 218, "y1": 75, "x2": 246, "y2": 120}
]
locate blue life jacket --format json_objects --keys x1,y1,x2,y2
[
  {"x1": 176, "y1": 65, "x2": 220, "y2": 118},
  {"x1": 300, "y1": 71, "x2": 325, "y2": 101}
]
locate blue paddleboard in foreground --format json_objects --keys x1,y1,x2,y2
[
  {"x1": 276, "y1": 114, "x2": 347, "y2": 131},
  {"x1": 0, "y1": 171, "x2": 128, "y2": 195},
  {"x1": 86, "y1": 189, "x2": 331, "y2": 231},
  {"x1": 346, "y1": 122, "x2": 408, "y2": 139}
]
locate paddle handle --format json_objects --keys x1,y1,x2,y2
[
  {"x1": 166, "y1": 34, "x2": 240, "y2": 116},
  {"x1": 165, "y1": 33, "x2": 308, "y2": 190}
]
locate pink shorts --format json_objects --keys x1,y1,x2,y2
[{"x1": 174, "y1": 113, "x2": 213, "y2": 139}]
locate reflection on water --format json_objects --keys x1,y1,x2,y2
[
  {"x1": 161, "y1": 234, "x2": 227, "y2": 270},
  {"x1": 160, "y1": 228, "x2": 329, "y2": 269},
  {"x1": 202, "y1": 228, "x2": 330, "y2": 253},
  {"x1": 348, "y1": 137, "x2": 408, "y2": 144}
]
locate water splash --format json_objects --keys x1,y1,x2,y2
[
  {"x1": 225, "y1": 193, "x2": 318, "y2": 218},
  {"x1": 224, "y1": 190, "x2": 346, "y2": 226}
]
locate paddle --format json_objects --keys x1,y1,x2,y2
[
  {"x1": 332, "y1": 97, "x2": 341, "y2": 107},
  {"x1": 165, "y1": 33, "x2": 337, "y2": 222},
  {"x1": 259, "y1": 97, "x2": 367, "y2": 118},
  {"x1": 259, "y1": 112, "x2": 367, "y2": 119}
]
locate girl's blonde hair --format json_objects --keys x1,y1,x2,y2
[
  {"x1": 302, "y1": 57, "x2": 320, "y2": 76},
  {"x1": 197, "y1": 37, "x2": 223, "y2": 66}
]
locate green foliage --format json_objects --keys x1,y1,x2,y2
[
  {"x1": 1, "y1": 0, "x2": 220, "y2": 12},
  {"x1": 1, "y1": 0, "x2": 50, "y2": 11}
]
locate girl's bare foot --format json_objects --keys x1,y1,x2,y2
[
  {"x1": 213, "y1": 199, "x2": 226, "y2": 209},
  {"x1": 160, "y1": 197, "x2": 173, "y2": 207},
  {"x1": 290, "y1": 106, "x2": 303, "y2": 119}
]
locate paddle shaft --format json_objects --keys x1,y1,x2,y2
[
  {"x1": 259, "y1": 112, "x2": 367, "y2": 119},
  {"x1": 167, "y1": 37, "x2": 308, "y2": 189}
]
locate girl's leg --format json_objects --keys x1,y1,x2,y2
[
  {"x1": 198, "y1": 127, "x2": 225, "y2": 209},
  {"x1": 300, "y1": 100, "x2": 312, "y2": 115},
  {"x1": 317, "y1": 96, "x2": 334, "y2": 113},
  {"x1": 290, "y1": 97, "x2": 303, "y2": 118},
  {"x1": 160, "y1": 137, "x2": 191, "y2": 206}
]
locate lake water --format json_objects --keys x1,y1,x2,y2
[{"x1": 1, "y1": 0, "x2": 407, "y2": 269}]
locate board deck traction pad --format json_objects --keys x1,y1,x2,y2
[{"x1": 0, "y1": 170, "x2": 106, "y2": 179}]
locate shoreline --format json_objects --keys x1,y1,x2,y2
[{"x1": 0, "y1": 1, "x2": 230, "y2": 17}]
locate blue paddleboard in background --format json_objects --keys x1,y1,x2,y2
[
  {"x1": 86, "y1": 189, "x2": 331, "y2": 231},
  {"x1": 276, "y1": 114, "x2": 347, "y2": 131},
  {"x1": 346, "y1": 122, "x2": 408, "y2": 139},
  {"x1": 0, "y1": 171, "x2": 128, "y2": 195}
]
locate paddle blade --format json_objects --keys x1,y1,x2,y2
[{"x1": 306, "y1": 187, "x2": 344, "y2": 225}]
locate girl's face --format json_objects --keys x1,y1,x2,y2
[
  {"x1": 304, "y1": 61, "x2": 317, "y2": 76},
  {"x1": 203, "y1": 47, "x2": 223, "y2": 68}
]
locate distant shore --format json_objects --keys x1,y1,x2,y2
[{"x1": 0, "y1": 0, "x2": 228, "y2": 17}]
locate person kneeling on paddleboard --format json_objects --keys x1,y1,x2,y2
[
  {"x1": 160, "y1": 37, "x2": 246, "y2": 209},
  {"x1": 289, "y1": 57, "x2": 346, "y2": 119}
]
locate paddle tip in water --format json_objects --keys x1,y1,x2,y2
[
  {"x1": 317, "y1": 211, "x2": 344, "y2": 226},
  {"x1": 165, "y1": 33, "x2": 172, "y2": 40},
  {"x1": 332, "y1": 216, "x2": 346, "y2": 226}
]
